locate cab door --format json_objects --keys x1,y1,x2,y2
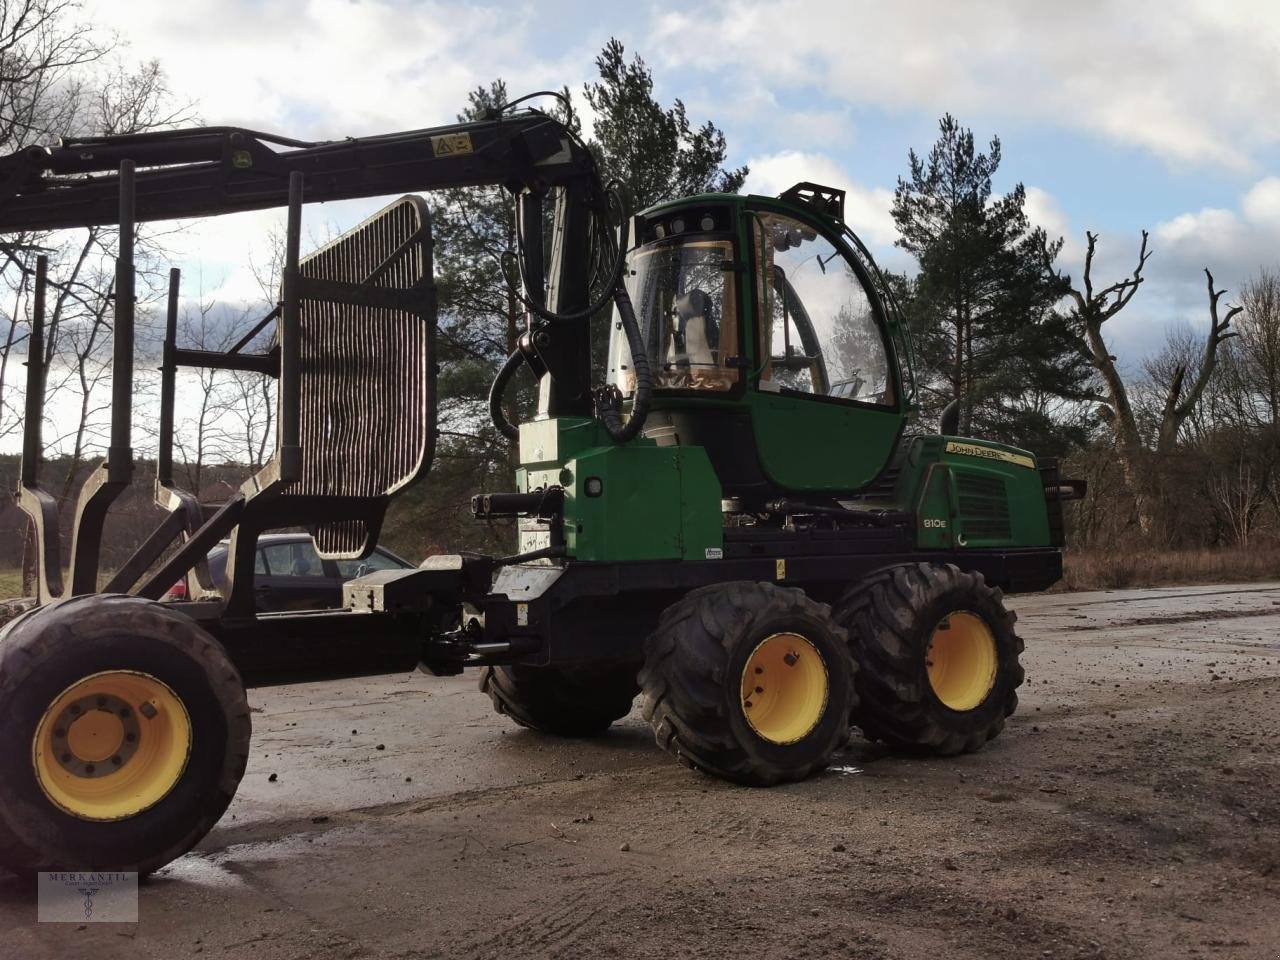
[{"x1": 745, "y1": 208, "x2": 906, "y2": 493}]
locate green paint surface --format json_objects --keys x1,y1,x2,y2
[
  {"x1": 518, "y1": 418, "x2": 723, "y2": 563},
  {"x1": 749, "y1": 391, "x2": 903, "y2": 491}
]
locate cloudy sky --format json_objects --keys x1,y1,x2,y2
[{"x1": 86, "y1": 0, "x2": 1280, "y2": 365}]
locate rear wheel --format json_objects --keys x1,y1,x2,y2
[
  {"x1": 834, "y1": 563, "x2": 1022, "y2": 755},
  {"x1": 640, "y1": 581, "x2": 854, "y2": 786},
  {"x1": 479, "y1": 663, "x2": 639, "y2": 737},
  {"x1": 0, "y1": 595, "x2": 251, "y2": 875}
]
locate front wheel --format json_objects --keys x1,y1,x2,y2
[
  {"x1": 479, "y1": 662, "x2": 639, "y2": 737},
  {"x1": 640, "y1": 581, "x2": 855, "y2": 786},
  {"x1": 0, "y1": 595, "x2": 251, "y2": 875},
  {"x1": 834, "y1": 563, "x2": 1023, "y2": 755}
]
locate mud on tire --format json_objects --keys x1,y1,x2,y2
[
  {"x1": 479, "y1": 662, "x2": 639, "y2": 737},
  {"x1": 834, "y1": 562, "x2": 1023, "y2": 755},
  {"x1": 0, "y1": 594, "x2": 251, "y2": 876},
  {"x1": 639, "y1": 581, "x2": 855, "y2": 786}
]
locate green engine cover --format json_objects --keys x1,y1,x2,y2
[
  {"x1": 896, "y1": 435, "x2": 1051, "y2": 550},
  {"x1": 517, "y1": 417, "x2": 724, "y2": 563}
]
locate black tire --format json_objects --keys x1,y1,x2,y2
[
  {"x1": 640, "y1": 581, "x2": 854, "y2": 786},
  {"x1": 479, "y1": 662, "x2": 639, "y2": 736},
  {"x1": 0, "y1": 594, "x2": 251, "y2": 875},
  {"x1": 833, "y1": 563, "x2": 1023, "y2": 755}
]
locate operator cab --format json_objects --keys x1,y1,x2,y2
[
  {"x1": 606, "y1": 186, "x2": 908, "y2": 502},
  {"x1": 606, "y1": 203, "x2": 741, "y2": 394}
]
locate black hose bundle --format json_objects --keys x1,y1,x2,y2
[
  {"x1": 593, "y1": 280, "x2": 651, "y2": 443},
  {"x1": 488, "y1": 273, "x2": 653, "y2": 445},
  {"x1": 483, "y1": 92, "x2": 653, "y2": 445},
  {"x1": 489, "y1": 348, "x2": 525, "y2": 442}
]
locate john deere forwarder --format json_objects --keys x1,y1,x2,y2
[{"x1": 0, "y1": 99, "x2": 1078, "y2": 875}]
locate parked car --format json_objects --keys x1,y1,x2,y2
[{"x1": 167, "y1": 533, "x2": 413, "y2": 612}]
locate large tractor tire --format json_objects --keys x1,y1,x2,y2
[
  {"x1": 640, "y1": 581, "x2": 854, "y2": 786},
  {"x1": 479, "y1": 663, "x2": 639, "y2": 736},
  {"x1": 0, "y1": 595, "x2": 251, "y2": 875},
  {"x1": 834, "y1": 563, "x2": 1023, "y2": 755}
]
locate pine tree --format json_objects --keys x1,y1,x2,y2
[
  {"x1": 892, "y1": 115, "x2": 1090, "y2": 453},
  {"x1": 584, "y1": 38, "x2": 746, "y2": 210}
]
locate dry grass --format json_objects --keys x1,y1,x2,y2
[
  {"x1": 1059, "y1": 546, "x2": 1280, "y2": 591},
  {"x1": 0, "y1": 567, "x2": 23, "y2": 601}
]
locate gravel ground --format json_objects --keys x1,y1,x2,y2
[{"x1": 3, "y1": 582, "x2": 1279, "y2": 960}]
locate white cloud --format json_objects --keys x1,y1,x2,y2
[
  {"x1": 1150, "y1": 179, "x2": 1280, "y2": 283},
  {"x1": 649, "y1": 0, "x2": 1280, "y2": 171},
  {"x1": 1243, "y1": 177, "x2": 1280, "y2": 227},
  {"x1": 89, "y1": 0, "x2": 602, "y2": 137},
  {"x1": 1022, "y1": 185, "x2": 1088, "y2": 264}
]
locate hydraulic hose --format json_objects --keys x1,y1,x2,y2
[
  {"x1": 594, "y1": 280, "x2": 652, "y2": 443},
  {"x1": 511, "y1": 185, "x2": 628, "y2": 325},
  {"x1": 489, "y1": 349, "x2": 524, "y2": 442}
]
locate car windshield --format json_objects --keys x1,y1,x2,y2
[{"x1": 607, "y1": 237, "x2": 739, "y2": 394}]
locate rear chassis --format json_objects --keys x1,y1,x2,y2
[{"x1": 196, "y1": 538, "x2": 1061, "y2": 686}]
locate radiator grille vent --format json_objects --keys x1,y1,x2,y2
[{"x1": 956, "y1": 471, "x2": 1011, "y2": 540}]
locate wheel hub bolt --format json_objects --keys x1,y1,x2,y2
[
  {"x1": 50, "y1": 691, "x2": 143, "y2": 779},
  {"x1": 783, "y1": 651, "x2": 799, "y2": 666},
  {"x1": 139, "y1": 701, "x2": 158, "y2": 720}
]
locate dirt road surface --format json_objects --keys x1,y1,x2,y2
[{"x1": 3, "y1": 582, "x2": 1279, "y2": 959}]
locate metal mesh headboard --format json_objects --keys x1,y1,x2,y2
[{"x1": 288, "y1": 194, "x2": 436, "y2": 558}]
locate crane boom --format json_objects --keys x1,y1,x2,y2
[{"x1": 0, "y1": 110, "x2": 598, "y2": 230}]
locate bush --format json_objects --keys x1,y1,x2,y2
[{"x1": 1059, "y1": 546, "x2": 1280, "y2": 591}]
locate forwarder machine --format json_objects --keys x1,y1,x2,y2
[{"x1": 0, "y1": 96, "x2": 1078, "y2": 875}]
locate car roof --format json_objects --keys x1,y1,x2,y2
[
  {"x1": 215, "y1": 532, "x2": 314, "y2": 548},
  {"x1": 210, "y1": 533, "x2": 411, "y2": 566}
]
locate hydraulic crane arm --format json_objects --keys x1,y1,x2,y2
[
  {"x1": 0, "y1": 106, "x2": 652, "y2": 432},
  {"x1": 0, "y1": 110, "x2": 599, "y2": 230}
]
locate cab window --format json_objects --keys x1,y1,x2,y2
[
  {"x1": 607, "y1": 238, "x2": 739, "y2": 393},
  {"x1": 334, "y1": 550, "x2": 403, "y2": 579},
  {"x1": 261, "y1": 540, "x2": 324, "y2": 577},
  {"x1": 752, "y1": 212, "x2": 893, "y2": 406}
]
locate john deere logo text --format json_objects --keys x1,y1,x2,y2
[{"x1": 944, "y1": 441, "x2": 1035, "y2": 470}]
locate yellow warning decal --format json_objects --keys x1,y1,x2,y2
[
  {"x1": 431, "y1": 132, "x2": 474, "y2": 157},
  {"x1": 944, "y1": 441, "x2": 1035, "y2": 470},
  {"x1": 775, "y1": 558, "x2": 786, "y2": 580}
]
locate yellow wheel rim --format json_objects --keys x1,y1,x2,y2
[
  {"x1": 926, "y1": 612, "x2": 998, "y2": 711},
  {"x1": 32, "y1": 670, "x2": 192, "y2": 822},
  {"x1": 740, "y1": 632, "x2": 829, "y2": 745}
]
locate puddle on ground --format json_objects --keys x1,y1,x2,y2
[
  {"x1": 154, "y1": 855, "x2": 249, "y2": 890},
  {"x1": 828, "y1": 764, "x2": 864, "y2": 776}
]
